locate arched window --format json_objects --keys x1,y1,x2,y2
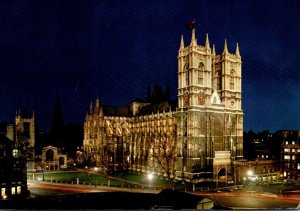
[
  {"x1": 184, "y1": 63, "x2": 189, "y2": 86},
  {"x1": 198, "y1": 63, "x2": 204, "y2": 85},
  {"x1": 59, "y1": 157, "x2": 65, "y2": 165},
  {"x1": 230, "y1": 70, "x2": 235, "y2": 90},
  {"x1": 46, "y1": 149, "x2": 54, "y2": 161},
  {"x1": 215, "y1": 71, "x2": 221, "y2": 90}
]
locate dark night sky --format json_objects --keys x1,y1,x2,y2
[{"x1": 1, "y1": 0, "x2": 300, "y2": 132}]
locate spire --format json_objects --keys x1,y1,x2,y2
[
  {"x1": 99, "y1": 107, "x2": 104, "y2": 117},
  {"x1": 180, "y1": 35, "x2": 184, "y2": 49},
  {"x1": 190, "y1": 28, "x2": 197, "y2": 46},
  {"x1": 94, "y1": 98, "x2": 100, "y2": 114},
  {"x1": 223, "y1": 39, "x2": 228, "y2": 55},
  {"x1": 235, "y1": 42, "x2": 240, "y2": 57},
  {"x1": 205, "y1": 33, "x2": 210, "y2": 49},
  {"x1": 212, "y1": 44, "x2": 216, "y2": 56},
  {"x1": 89, "y1": 101, "x2": 93, "y2": 115}
]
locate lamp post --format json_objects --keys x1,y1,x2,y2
[{"x1": 148, "y1": 173, "x2": 153, "y2": 191}]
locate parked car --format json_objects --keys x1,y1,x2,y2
[
  {"x1": 222, "y1": 187, "x2": 233, "y2": 192},
  {"x1": 230, "y1": 186, "x2": 239, "y2": 190}
]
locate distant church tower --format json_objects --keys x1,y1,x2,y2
[
  {"x1": 176, "y1": 27, "x2": 243, "y2": 180},
  {"x1": 15, "y1": 109, "x2": 36, "y2": 148}
]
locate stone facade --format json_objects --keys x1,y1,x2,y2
[
  {"x1": 83, "y1": 28, "x2": 243, "y2": 181},
  {"x1": 176, "y1": 29, "x2": 243, "y2": 180},
  {"x1": 84, "y1": 100, "x2": 177, "y2": 177}
]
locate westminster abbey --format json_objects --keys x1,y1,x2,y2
[{"x1": 83, "y1": 28, "x2": 243, "y2": 181}]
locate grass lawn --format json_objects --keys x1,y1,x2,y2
[
  {"x1": 28, "y1": 171, "x2": 125, "y2": 186},
  {"x1": 113, "y1": 171, "x2": 184, "y2": 188},
  {"x1": 28, "y1": 170, "x2": 189, "y2": 189}
]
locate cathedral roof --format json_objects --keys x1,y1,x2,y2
[
  {"x1": 99, "y1": 100, "x2": 177, "y2": 117},
  {"x1": 138, "y1": 100, "x2": 177, "y2": 116},
  {"x1": 102, "y1": 105, "x2": 133, "y2": 117}
]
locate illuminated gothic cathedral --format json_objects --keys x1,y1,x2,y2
[{"x1": 83, "y1": 28, "x2": 243, "y2": 181}]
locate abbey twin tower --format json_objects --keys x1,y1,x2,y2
[{"x1": 83, "y1": 27, "x2": 243, "y2": 181}]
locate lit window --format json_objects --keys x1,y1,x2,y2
[
  {"x1": 266, "y1": 155, "x2": 268, "y2": 158},
  {"x1": 12, "y1": 149, "x2": 19, "y2": 157},
  {"x1": 292, "y1": 141, "x2": 295, "y2": 145},
  {"x1": 17, "y1": 186, "x2": 21, "y2": 194},
  {"x1": 292, "y1": 155, "x2": 295, "y2": 160},
  {"x1": 284, "y1": 155, "x2": 290, "y2": 160},
  {"x1": 11, "y1": 187, "x2": 15, "y2": 195},
  {"x1": 1, "y1": 188, "x2": 5, "y2": 197},
  {"x1": 298, "y1": 164, "x2": 300, "y2": 170},
  {"x1": 285, "y1": 141, "x2": 288, "y2": 145},
  {"x1": 284, "y1": 171, "x2": 287, "y2": 177},
  {"x1": 262, "y1": 155, "x2": 264, "y2": 158},
  {"x1": 292, "y1": 149, "x2": 295, "y2": 152},
  {"x1": 298, "y1": 149, "x2": 300, "y2": 153},
  {"x1": 284, "y1": 149, "x2": 290, "y2": 152}
]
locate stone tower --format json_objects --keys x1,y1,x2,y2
[
  {"x1": 15, "y1": 110, "x2": 35, "y2": 148},
  {"x1": 176, "y1": 28, "x2": 243, "y2": 180}
]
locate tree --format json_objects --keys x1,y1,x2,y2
[
  {"x1": 16, "y1": 130, "x2": 46, "y2": 180},
  {"x1": 152, "y1": 133, "x2": 177, "y2": 186}
]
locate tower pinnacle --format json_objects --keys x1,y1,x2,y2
[
  {"x1": 180, "y1": 35, "x2": 185, "y2": 49},
  {"x1": 205, "y1": 33, "x2": 210, "y2": 49},
  {"x1": 89, "y1": 101, "x2": 93, "y2": 115},
  {"x1": 223, "y1": 39, "x2": 228, "y2": 54},
  {"x1": 212, "y1": 44, "x2": 216, "y2": 56},
  {"x1": 235, "y1": 42, "x2": 240, "y2": 57},
  {"x1": 190, "y1": 28, "x2": 197, "y2": 46}
]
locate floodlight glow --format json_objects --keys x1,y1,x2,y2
[
  {"x1": 247, "y1": 170, "x2": 253, "y2": 176},
  {"x1": 147, "y1": 173, "x2": 153, "y2": 181}
]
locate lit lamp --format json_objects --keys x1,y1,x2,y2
[{"x1": 147, "y1": 173, "x2": 153, "y2": 191}]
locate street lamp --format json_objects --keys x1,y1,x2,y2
[
  {"x1": 147, "y1": 173, "x2": 153, "y2": 191},
  {"x1": 247, "y1": 170, "x2": 253, "y2": 177}
]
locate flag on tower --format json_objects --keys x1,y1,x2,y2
[{"x1": 185, "y1": 19, "x2": 196, "y2": 30}]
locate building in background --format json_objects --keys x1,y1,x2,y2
[
  {"x1": 41, "y1": 145, "x2": 67, "y2": 170},
  {"x1": 83, "y1": 27, "x2": 243, "y2": 182},
  {"x1": 0, "y1": 133, "x2": 29, "y2": 200},
  {"x1": 281, "y1": 130, "x2": 300, "y2": 181},
  {"x1": 15, "y1": 110, "x2": 36, "y2": 171}
]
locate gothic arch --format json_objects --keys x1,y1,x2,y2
[
  {"x1": 59, "y1": 156, "x2": 65, "y2": 165},
  {"x1": 212, "y1": 116, "x2": 224, "y2": 151},
  {"x1": 184, "y1": 63, "x2": 189, "y2": 86},
  {"x1": 198, "y1": 62, "x2": 204, "y2": 85},
  {"x1": 230, "y1": 69, "x2": 236, "y2": 90},
  {"x1": 46, "y1": 149, "x2": 54, "y2": 161}
]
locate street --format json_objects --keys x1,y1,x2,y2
[
  {"x1": 28, "y1": 180, "x2": 106, "y2": 197},
  {"x1": 28, "y1": 179, "x2": 300, "y2": 209},
  {"x1": 200, "y1": 192, "x2": 299, "y2": 209}
]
